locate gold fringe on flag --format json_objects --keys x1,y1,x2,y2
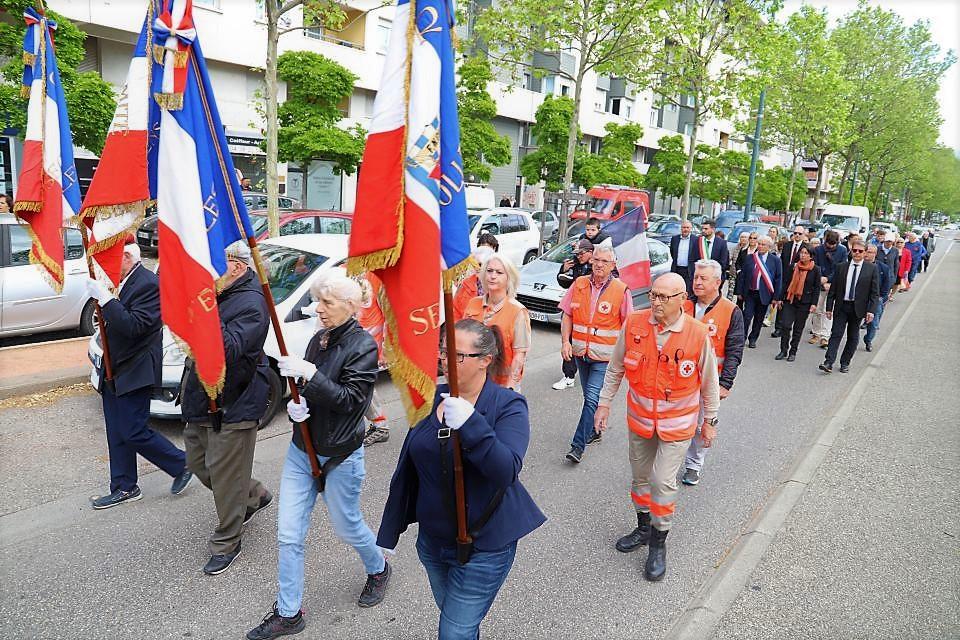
[
  {"x1": 153, "y1": 44, "x2": 166, "y2": 65},
  {"x1": 22, "y1": 51, "x2": 36, "y2": 66},
  {"x1": 381, "y1": 296, "x2": 436, "y2": 426},
  {"x1": 13, "y1": 200, "x2": 42, "y2": 213},
  {"x1": 78, "y1": 199, "x2": 155, "y2": 223},
  {"x1": 442, "y1": 256, "x2": 478, "y2": 291},
  {"x1": 173, "y1": 50, "x2": 188, "y2": 68},
  {"x1": 14, "y1": 215, "x2": 66, "y2": 294},
  {"x1": 154, "y1": 92, "x2": 183, "y2": 111},
  {"x1": 20, "y1": 85, "x2": 30, "y2": 99},
  {"x1": 171, "y1": 330, "x2": 226, "y2": 400},
  {"x1": 345, "y1": 196, "x2": 404, "y2": 275}
]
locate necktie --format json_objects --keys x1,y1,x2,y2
[
  {"x1": 705, "y1": 239, "x2": 712, "y2": 258},
  {"x1": 791, "y1": 244, "x2": 799, "y2": 264},
  {"x1": 846, "y1": 263, "x2": 859, "y2": 301}
]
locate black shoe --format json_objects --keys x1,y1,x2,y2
[
  {"x1": 819, "y1": 362, "x2": 832, "y2": 374},
  {"x1": 771, "y1": 330, "x2": 782, "y2": 338},
  {"x1": 681, "y1": 468, "x2": 700, "y2": 486},
  {"x1": 358, "y1": 560, "x2": 391, "y2": 608},
  {"x1": 864, "y1": 341, "x2": 872, "y2": 352},
  {"x1": 775, "y1": 351, "x2": 787, "y2": 361},
  {"x1": 839, "y1": 364, "x2": 850, "y2": 373},
  {"x1": 586, "y1": 431, "x2": 602, "y2": 446},
  {"x1": 246, "y1": 602, "x2": 305, "y2": 640},
  {"x1": 565, "y1": 447, "x2": 583, "y2": 464},
  {"x1": 786, "y1": 353, "x2": 796, "y2": 362},
  {"x1": 171, "y1": 469, "x2": 193, "y2": 495},
  {"x1": 203, "y1": 542, "x2": 241, "y2": 576},
  {"x1": 747, "y1": 340, "x2": 757, "y2": 349},
  {"x1": 616, "y1": 511, "x2": 651, "y2": 553},
  {"x1": 91, "y1": 486, "x2": 142, "y2": 510},
  {"x1": 244, "y1": 492, "x2": 274, "y2": 526},
  {"x1": 644, "y1": 528, "x2": 668, "y2": 582}
]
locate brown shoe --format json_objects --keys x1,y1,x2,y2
[
  {"x1": 819, "y1": 339, "x2": 828, "y2": 348},
  {"x1": 808, "y1": 336, "x2": 819, "y2": 344}
]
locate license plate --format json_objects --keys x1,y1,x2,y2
[
  {"x1": 137, "y1": 232, "x2": 149, "y2": 240},
  {"x1": 529, "y1": 311, "x2": 549, "y2": 322}
]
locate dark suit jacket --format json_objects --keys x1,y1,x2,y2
[
  {"x1": 691, "y1": 234, "x2": 730, "y2": 270},
  {"x1": 99, "y1": 263, "x2": 162, "y2": 396},
  {"x1": 669, "y1": 233, "x2": 698, "y2": 271},
  {"x1": 780, "y1": 240, "x2": 808, "y2": 273},
  {"x1": 826, "y1": 260, "x2": 880, "y2": 318},
  {"x1": 735, "y1": 251, "x2": 782, "y2": 306}
]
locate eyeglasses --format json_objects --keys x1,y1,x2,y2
[
  {"x1": 438, "y1": 350, "x2": 485, "y2": 364},
  {"x1": 649, "y1": 291, "x2": 686, "y2": 303},
  {"x1": 748, "y1": 235, "x2": 758, "y2": 240},
  {"x1": 851, "y1": 248, "x2": 865, "y2": 254},
  {"x1": 793, "y1": 231, "x2": 804, "y2": 235}
]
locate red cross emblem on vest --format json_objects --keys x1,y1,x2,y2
[{"x1": 679, "y1": 359, "x2": 696, "y2": 378}]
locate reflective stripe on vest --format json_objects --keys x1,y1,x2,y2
[
  {"x1": 683, "y1": 297, "x2": 734, "y2": 374},
  {"x1": 570, "y1": 276, "x2": 628, "y2": 362},
  {"x1": 622, "y1": 309, "x2": 708, "y2": 442}
]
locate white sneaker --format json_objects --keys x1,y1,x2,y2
[{"x1": 552, "y1": 377, "x2": 575, "y2": 390}]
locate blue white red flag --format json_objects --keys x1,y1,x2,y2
[
  {"x1": 348, "y1": 0, "x2": 471, "y2": 423},
  {"x1": 83, "y1": 0, "x2": 254, "y2": 398},
  {"x1": 604, "y1": 205, "x2": 652, "y2": 289},
  {"x1": 13, "y1": 7, "x2": 82, "y2": 294}
]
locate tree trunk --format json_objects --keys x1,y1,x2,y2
[
  {"x1": 784, "y1": 154, "x2": 799, "y2": 214},
  {"x1": 557, "y1": 65, "x2": 586, "y2": 243},
  {"x1": 264, "y1": 2, "x2": 282, "y2": 238},
  {"x1": 859, "y1": 167, "x2": 872, "y2": 210},
  {"x1": 811, "y1": 152, "x2": 827, "y2": 221},
  {"x1": 873, "y1": 171, "x2": 887, "y2": 218},
  {"x1": 836, "y1": 151, "x2": 854, "y2": 203},
  {"x1": 680, "y1": 107, "x2": 700, "y2": 221}
]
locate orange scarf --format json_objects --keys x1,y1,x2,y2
[{"x1": 786, "y1": 258, "x2": 814, "y2": 303}]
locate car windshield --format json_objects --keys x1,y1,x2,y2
[
  {"x1": 258, "y1": 243, "x2": 327, "y2": 304},
  {"x1": 540, "y1": 240, "x2": 578, "y2": 264},
  {"x1": 575, "y1": 198, "x2": 611, "y2": 213},
  {"x1": 468, "y1": 214, "x2": 481, "y2": 231},
  {"x1": 729, "y1": 224, "x2": 767, "y2": 243},
  {"x1": 820, "y1": 214, "x2": 860, "y2": 230},
  {"x1": 648, "y1": 220, "x2": 681, "y2": 235},
  {"x1": 250, "y1": 215, "x2": 270, "y2": 236}
]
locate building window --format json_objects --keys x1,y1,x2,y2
[
  {"x1": 649, "y1": 108, "x2": 658, "y2": 127},
  {"x1": 560, "y1": 84, "x2": 570, "y2": 97},
  {"x1": 610, "y1": 97, "x2": 621, "y2": 115},
  {"x1": 377, "y1": 18, "x2": 391, "y2": 53},
  {"x1": 523, "y1": 72, "x2": 532, "y2": 90},
  {"x1": 683, "y1": 122, "x2": 693, "y2": 137},
  {"x1": 255, "y1": 0, "x2": 265, "y2": 19},
  {"x1": 625, "y1": 104, "x2": 631, "y2": 118},
  {"x1": 543, "y1": 76, "x2": 555, "y2": 94},
  {"x1": 194, "y1": 0, "x2": 220, "y2": 8},
  {"x1": 595, "y1": 88, "x2": 607, "y2": 111}
]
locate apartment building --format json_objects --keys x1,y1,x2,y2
[{"x1": 2, "y1": 0, "x2": 793, "y2": 217}]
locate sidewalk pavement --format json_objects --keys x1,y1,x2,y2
[
  {"x1": 708, "y1": 240, "x2": 960, "y2": 638},
  {"x1": 0, "y1": 336, "x2": 91, "y2": 400}
]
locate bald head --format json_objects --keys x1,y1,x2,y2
[{"x1": 654, "y1": 272, "x2": 687, "y2": 294}]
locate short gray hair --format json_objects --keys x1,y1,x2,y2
[
  {"x1": 760, "y1": 235, "x2": 774, "y2": 249},
  {"x1": 694, "y1": 259, "x2": 722, "y2": 280},
  {"x1": 593, "y1": 245, "x2": 616, "y2": 261},
  {"x1": 310, "y1": 267, "x2": 362, "y2": 307}
]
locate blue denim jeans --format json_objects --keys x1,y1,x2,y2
[
  {"x1": 571, "y1": 356, "x2": 608, "y2": 452},
  {"x1": 276, "y1": 442, "x2": 384, "y2": 617},
  {"x1": 416, "y1": 535, "x2": 517, "y2": 640},
  {"x1": 864, "y1": 297, "x2": 885, "y2": 344}
]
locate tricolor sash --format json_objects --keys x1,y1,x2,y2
[{"x1": 753, "y1": 252, "x2": 774, "y2": 294}]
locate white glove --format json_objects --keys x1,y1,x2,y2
[
  {"x1": 85, "y1": 277, "x2": 114, "y2": 305},
  {"x1": 300, "y1": 303, "x2": 318, "y2": 317},
  {"x1": 440, "y1": 393, "x2": 475, "y2": 430},
  {"x1": 278, "y1": 355, "x2": 317, "y2": 381},
  {"x1": 287, "y1": 398, "x2": 310, "y2": 423}
]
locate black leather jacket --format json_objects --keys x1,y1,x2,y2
[{"x1": 294, "y1": 318, "x2": 379, "y2": 457}]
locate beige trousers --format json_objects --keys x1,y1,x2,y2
[
  {"x1": 628, "y1": 431, "x2": 691, "y2": 531},
  {"x1": 810, "y1": 288, "x2": 833, "y2": 340}
]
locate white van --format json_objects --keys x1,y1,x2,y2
[{"x1": 820, "y1": 204, "x2": 870, "y2": 238}]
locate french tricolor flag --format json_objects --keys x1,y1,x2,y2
[
  {"x1": 605, "y1": 205, "x2": 652, "y2": 289},
  {"x1": 13, "y1": 7, "x2": 82, "y2": 294}
]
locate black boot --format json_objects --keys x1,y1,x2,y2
[
  {"x1": 775, "y1": 350, "x2": 788, "y2": 360},
  {"x1": 615, "y1": 511, "x2": 651, "y2": 553},
  {"x1": 644, "y1": 527, "x2": 668, "y2": 582}
]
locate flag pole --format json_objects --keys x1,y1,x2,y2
[
  {"x1": 442, "y1": 286, "x2": 472, "y2": 563},
  {"x1": 76, "y1": 226, "x2": 115, "y2": 381}
]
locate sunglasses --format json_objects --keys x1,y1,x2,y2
[{"x1": 851, "y1": 248, "x2": 865, "y2": 253}]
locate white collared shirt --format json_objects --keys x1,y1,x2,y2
[{"x1": 677, "y1": 235, "x2": 691, "y2": 267}]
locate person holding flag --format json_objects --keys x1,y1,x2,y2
[{"x1": 735, "y1": 235, "x2": 782, "y2": 349}]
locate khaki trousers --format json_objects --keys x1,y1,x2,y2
[
  {"x1": 628, "y1": 431, "x2": 690, "y2": 531},
  {"x1": 811, "y1": 289, "x2": 833, "y2": 340},
  {"x1": 184, "y1": 421, "x2": 268, "y2": 555}
]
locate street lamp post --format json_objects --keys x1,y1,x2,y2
[{"x1": 743, "y1": 88, "x2": 765, "y2": 222}]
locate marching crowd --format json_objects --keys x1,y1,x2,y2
[{"x1": 80, "y1": 213, "x2": 936, "y2": 640}]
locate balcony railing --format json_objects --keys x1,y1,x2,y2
[{"x1": 304, "y1": 28, "x2": 365, "y2": 50}]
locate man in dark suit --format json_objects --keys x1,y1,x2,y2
[
  {"x1": 735, "y1": 235, "x2": 782, "y2": 348},
  {"x1": 86, "y1": 242, "x2": 192, "y2": 509},
  {"x1": 669, "y1": 219, "x2": 697, "y2": 288},
  {"x1": 690, "y1": 218, "x2": 729, "y2": 293},
  {"x1": 819, "y1": 238, "x2": 879, "y2": 374}
]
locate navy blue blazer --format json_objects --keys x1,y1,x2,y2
[
  {"x1": 98, "y1": 264, "x2": 162, "y2": 396},
  {"x1": 691, "y1": 234, "x2": 730, "y2": 270},
  {"x1": 669, "y1": 233, "x2": 698, "y2": 270},
  {"x1": 735, "y1": 251, "x2": 782, "y2": 306},
  {"x1": 377, "y1": 381, "x2": 546, "y2": 552}
]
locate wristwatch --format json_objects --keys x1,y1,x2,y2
[{"x1": 704, "y1": 417, "x2": 719, "y2": 427}]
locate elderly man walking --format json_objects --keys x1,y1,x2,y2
[
  {"x1": 680, "y1": 260, "x2": 744, "y2": 486},
  {"x1": 594, "y1": 273, "x2": 719, "y2": 581},
  {"x1": 560, "y1": 245, "x2": 632, "y2": 464},
  {"x1": 736, "y1": 235, "x2": 781, "y2": 349},
  {"x1": 669, "y1": 220, "x2": 697, "y2": 288}
]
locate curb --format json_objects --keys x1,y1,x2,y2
[
  {"x1": 0, "y1": 367, "x2": 91, "y2": 401},
  {"x1": 663, "y1": 240, "x2": 953, "y2": 640}
]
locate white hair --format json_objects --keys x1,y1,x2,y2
[
  {"x1": 760, "y1": 235, "x2": 774, "y2": 249},
  {"x1": 482, "y1": 254, "x2": 520, "y2": 299},
  {"x1": 694, "y1": 259, "x2": 722, "y2": 280},
  {"x1": 593, "y1": 244, "x2": 616, "y2": 261},
  {"x1": 123, "y1": 242, "x2": 141, "y2": 263},
  {"x1": 310, "y1": 267, "x2": 362, "y2": 307}
]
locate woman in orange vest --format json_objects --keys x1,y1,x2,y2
[
  {"x1": 358, "y1": 273, "x2": 390, "y2": 446},
  {"x1": 453, "y1": 233, "x2": 499, "y2": 321},
  {"x1": 462, "y1": 254, "x2": 531, "y2": 390}
]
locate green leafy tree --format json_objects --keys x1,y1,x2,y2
[
  {"x1": 753, "y1": 165, "x2": 806, "y2": 213},
  {"x1": 579, "y1": 122, "x2": 645, "y2": 188},
  {"x1": 643, "y1": 134, "x2": 687, "y2": 206},
  {"x1": 518, "y1": 96, "x2": 588, "y2": 191},
  {"x1": 457, "y1": 56, "x2": 510, "y2": 183},
  {"x1": 653, "y1": 0, "x2": 779, "y2": 220},
  {"x1": 276, "y1": 50, "x2": 365, "y2": 209},
  {"x1": 0, "y1": 0, "x2": 115, "y2": 154},
  {"x1": 474, "y1": 0, "x2": 664, "y2": 238}
]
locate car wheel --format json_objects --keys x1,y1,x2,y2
[
  {"x1": 523, "y1": 250, "x2": 538, "y2": 264},
  {"x1": 258, "y1": 365, "x2": 283, "y2": 430},
  {"x1": 79, "y1": 299, "x2": 98, "y2": 336}
]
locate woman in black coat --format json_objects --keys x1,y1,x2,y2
[{"x1": 775, "y1": 246, "x2": 821, "y2": 362}]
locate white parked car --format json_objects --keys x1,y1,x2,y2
[
  {"x1": 88, "y1": 234, "x2": 349, "y2": 422},
  {"x1": 516, "y1": 236, "x2": 673, "y2": 324},
  {"x1": 468, "y1": 208, "x2": 543, "y2": 265},
  {"x1": 1, "y1": 214, "x2": 97, "y2": 339}
]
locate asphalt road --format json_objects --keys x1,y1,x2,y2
[{"x1": 0, "y1": 241, "x2": 956, "y2": 640}]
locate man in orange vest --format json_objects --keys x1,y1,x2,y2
[
  {"x1": 559, "y1": 244, "x2": 632, "y2": 464},
  {"x1": 680, "y1": 259, "x2": 744, "y2": 486},
  {"x1": 594, "y1": 272, "x2": 720, "y2": 582}
]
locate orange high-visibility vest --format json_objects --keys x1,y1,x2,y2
[
  {"x1": 622, "y1": 309, "x2": 708, "y2": 442},
  {"x1": 570, "y1": 276, "x2": 628, "y2": 362},
  {"x1": 358, "y1": 273, "x2": 385, "y2": 360},
  {"x1": 453, "y1": 274, "x2": 480, "y2": 321},
  {"x1": 463, "y1": 296, "x2": 528, "y2": 387},
  {"x1": 683, "y1": 296, "x2": 735, "y2": 374}
]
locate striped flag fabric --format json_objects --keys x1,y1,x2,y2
[
  {"x1": 604, "y1": 205, "x2": 652, "y2": 289},
  {"x1": 82, "y1": 0, "x2": 254, "y2": 398},
  {"x1": 348, "y1": 0, "x2": 472, "y2": 424},
  {"x1": 13, "y1": 7, "x2": 82, "y2": 294}
]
